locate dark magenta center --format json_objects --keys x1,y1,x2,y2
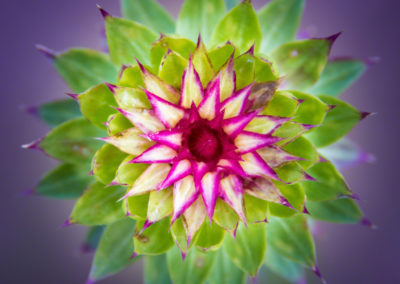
[{"x1": 187, "y1": 125, "x2": 222, "y2": 162}]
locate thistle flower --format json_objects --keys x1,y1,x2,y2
[{"x1": 24, "y1": 0, "x2": 374, "y2": 283}]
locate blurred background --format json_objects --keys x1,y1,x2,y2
[{"x1": 1, "y1": 0, "x2": 399, "y2": 283}]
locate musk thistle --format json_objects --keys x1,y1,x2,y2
[{"x1": 24, "y1": 0, "x2": 374, "y2": 283}]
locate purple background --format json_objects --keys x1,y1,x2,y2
[{"x1": 2, "y1": 0, "x2": 399, "y2": 283}]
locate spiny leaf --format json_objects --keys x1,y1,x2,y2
[
  {"x1": 258, "y1": 0, "x2": 304, "y2": 54},
  {"x1": 121, "y1": 0, "x2": 175, "y2": 34},
  {"x1": 208, "y1": 248, "x2": 246, "y2": 284},
  {"x1": 27, "y1": 99, "x2": 81, "y2": 128},
  {"x1": 70, "y1": 182, "x2": 125, "y2": 226},
  {"x1": 39, "y1": 118, "x2": 106, "y2": 164},
  {"x1": 271, "y1": 38, "x2": 331, "y2": 90},
  {"x1": 36, "y1": 163, "x2": 93, "y2": 199},
  {"x1": 308, "y1": 58, "x2": 366, "y2": 97},
  {"x1": 176, "y1": 0, "x2": 225, "y2": 45},
  {"x1": 306, "y1": 198, "x2": 363, "y2": 223},
  {"x1": 267, "y1": 214, "x2": 315, "y2": 267},
  {"x1": 224, "y1": 223, "x2": 266, "y2": 276},
  {"x1": 53, "y1": 48, "x2": 118, "y2": 93},
  {"x1": 211, "y1": 0, "x2": 262, "y2": 53},
  {"x1": 88, "y1": 218, "x2": 136, "y2": 282},
  {"x1": 134, "y1": 218, "x2": 174, "y2": 255},
  {"x1": 306, "y1": 95, "x2": 362, "y2": 147},
  {"x1": 302, "y1": 160, "x2": 352, "y2": 201},
  {"x1": 167, "y1": 246, "x2": 217, "y2": 284},
  {"x1": 144, "y1": 254, "x2": 172, "y2": 284},
  {"x1": 92, "y1": 144, "x2": 127, "y2": 185},
  {"x1": 78, "y1": 84, "x2": 118, "y2": 129},
  {"x1": 105, "y1": 16, "x2": 158, "y2": 66}
]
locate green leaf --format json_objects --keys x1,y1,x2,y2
[
  {"x1": 70, "y1": 182, "x2": 125, "y2": 226},
  {"x1": 213, "y1": 199, "x2": 238, "y2": 233},
  {"x1": 224, "y1": 0, "x2": 238, "y2": 10},
  {"x1": 176, "y1": 0, "x2": 225, "y2": 45},
  {"x1": 113, "y1": 87, "x2": 150, "y2": 110},
  {"x1": 195, "y1": 222, "x2": 225, "y2": 250},
  {"x1": 258, "y1": 0, "x2": 304, "y2": 54},
  {"x1": 170, "y1": 217, "x2": 190, "y2": 255},
  {"x1": 167, "y1": 246, "x2": 217, "y2": 284},
  {"x1": 302, "y1": 160, "x2": 352, "y2": 201},
  {"x1": 36, "y1": 163, "x2": 94, "y2": 199},
  {"x1": 82, "y1": 226, "x2": 105, "y2": 252},
  {"x1": 93, "y1": 144, "x2": 127, "y2": 185},
  {"x1": 193, "y1": 41, "x2": 215, "y2": 87},
  {"x1": 254, "y1": 57, "x2": 279, "y2": 83},
  {"x1": 208, "y1": 248, "x2": 246, "y2": 284},
  {"x1": 121, "y1": 0, "x2": 175, "y2": 34},
  {"x1": 134, "y1": 218, "x2": 174, "y2": 255},
  {"x1": 106, "y1": 113, "x2": 133, "y2": 135},
  {"x1": 150, "y1": 35, "x2": 196, "y2": 73},
  {"x1": 125, "y1": 194, "x2": 149, "y2": 220},
  {"x1": 267, "y1": 214, "x2": 315, "y2": 267},
  {"x1": 118, "y1": 65, "x2": 144, "y2": 88},
  {"x1": 40, "y1": 118, "x2": 105, "y2": 164},
  {"x1": 291, "y1": 91, "x2": 329, "y2": 125},
  {"x1": 264, "y1": 246, "x2": 305, "y2": 282},
  {"x1": 245, "y1": 194, "x2": 268, "y2": 223},
  {"x1": 262, "y1": 91, "x2": 299, "y2": 117},
  {"x1": 211, "y1": 1, "x2": 262, "y2": 53},
  {"x1": 78, "y1": 84, "x2": 118, "y2": 129},
  {"x1": 224, "y1": 223, "x2": 266, "y2": 276},
  {"x1": 308, "y1": 59, "x2": 366, "y2": 97},
  {"x1": 283, "y1": 136, "x2": 319, "y2": 169},
  {"x1": 89, "y1": 218, "x2": 136, "y2": 282},
  {"x1": 234, "y1": 51, "x2": 255, "y2": 89},
  {"x1": 144, "y1": 254, "x2": 172, "y2": 284},
  {"x1": 115, "y1": 155, "x2": 148, "y2": 185},
  {"x1": 208, "y1": 43, "x2": 235, "y2": 71},
  {"x1": 159, "y1": 51, "x2": 188, "y2": 88},
  {"x1": 33, "y1": 99, "x2": 81, "y2": 128},
  {"x1": 54, "y1": 48, "x2": 118, "y2": 93},
  {"x1": 306, "y1": 95, "x2": 361, "y2": 147},
  {"x1": 105, "y1": 16, "x2": 158, "y2": 66},
  {"x1": 269, "y1": 182, "x2": 305, "y2": 218},
  {"x1": 271, "y1": 39, "x2": 331, "y2": 90},
  {"x1": 306, "y1": 198, "x2": 363, "y2": 223}
]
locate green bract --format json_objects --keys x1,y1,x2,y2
[{"x1": 25, "y1": 0, "x2": 374, "y2": 283}]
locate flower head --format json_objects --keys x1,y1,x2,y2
[{"x1": 24, "y1": 0, "x2": 374, "y2": 283}]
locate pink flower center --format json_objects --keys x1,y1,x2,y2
[{"x1": 187, "y1": 125, "x2": 222, "y2": 162}]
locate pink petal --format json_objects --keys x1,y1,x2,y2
[
  {"x1": 222, "y1": 111, "x2": 260, "y2": 137},
  {"x1": 172, "y1": 175, "x2": 199, "y2": 224},
  {"x1": 130, "y1": 144, "x2": 177, "y2": 163},
  {"x1": 137, "y1": 60, "x2": 180, "y2": 104},
  {"x1": 200, "y1": 171, "x2": 220, "y2": 222},
  {"x1": 182, "y1": 196, "x2": 206, "y2": 246},
  {"x1": 220, "y1": 175, "x2": 246, "y2": 225},
  {"x1": 158, "y1": 159, "x2": 192, "y2": 190},
  {"x1": 221, "y1": 84, "x2": 253, "y2": 118},
  {"x1": 239, "y1": 152, "x2": 280, "y2": 180},
  {"x1": 144, "y1": 90, "x2": 185, "y2": 128},
  {"x1": 234, "y1": 131, "x2": 283, "y2": 154},
  {"x1": 217, "y1": 159, "x2": 247, "y2": 177},
  {"x1": 257, "y1": 146, "x2": 303, "y2": 168},
  {"x1": 121, "y1": 164, "x2": 171, "y2": 199},
  {"x1": 180, "y1": 58, "x2": 204, "y2": 108},
  {"x1": 117, "y1": 108, "x2": 164, "y2": 134},
  {"x1": 198, "y1": 76, "x2": 220, "y2": 120},
  {"x1": 146, "y1": 129, "x2": 183, "y2": 150},
  {"x1": 245, "y1": 115, "x2": 292, "y2": 134},
  {"x1": 99, "y1": 128, "x2": 152, "y2": 156}
]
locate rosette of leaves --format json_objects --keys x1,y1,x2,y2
[{"x1": 24, "y1": 0, "x2": 374, "y2": 283}]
